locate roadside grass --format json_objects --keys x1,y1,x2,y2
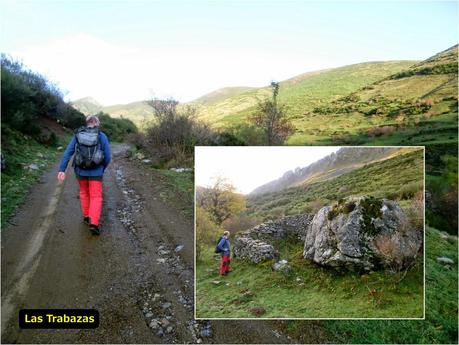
[
  {"x1": 196, "y1": 239, "x2": 423, "y2": 319},
  {"x1": 155, "y1": 168, "x2": 194, "y2": 208},
  {"x1": 127, "y1": 146, "x2": 194, "y2": 217},
  {"x1": 1, "y1": 126, "x2": 70, "y2": 229}
]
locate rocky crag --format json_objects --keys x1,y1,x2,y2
[
  {"x1": 233, "y1": 214, "x2": 314, "y2": 263},
  {"x1": 234, "y1": 197, "x2": 423, "y2": 272}
]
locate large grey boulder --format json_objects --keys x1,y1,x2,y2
[{"x1": 303, "y1": 197, "x2": 422, "y2": 271}]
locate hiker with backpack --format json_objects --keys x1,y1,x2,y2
[
  {"x1": 216, "y1": 231, "x2": 231, "y2": 275},
  {"x1": 57, "y1": 115, "x2": 111, "y2": 235}
]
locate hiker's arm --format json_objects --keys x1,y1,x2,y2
[
  {"x1": 217, "y1": 238, "x2": 228, "y2": 253},
  {"x1": 59, "y1": 136, "x2": 77, "y2": 173},
  {"x1": 102, "y1": 133, "x2": 111, "y2": 170}
]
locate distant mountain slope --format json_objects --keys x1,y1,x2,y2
[
  {"x1": 72, "y1": 60, "x2": 415, "y2": 129},
  {"x1": 195, "y1": 60, "x2": 416, "y2": 126},
  {"x1": 192, "y1": 86, "x2": 256, "y2": 106},
  {"x1": 71, "y1": 97, "x2": 103, "y2": 115},
  {"x1": 249, "y1": 147, "x2": 414, "y2": 196},
  {"x1": 70, "y1": 45, "x2": 457, "y2": 143},
  {"x1": 72, "y1": 98, "x2": 154, "y2": 128},
  {"x1": 248, "y1": 148, "x2": 424, "y2": 220}
]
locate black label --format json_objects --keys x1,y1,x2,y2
[{"x1": 19, "y1": 309, "x2": 99, "y2": 329}]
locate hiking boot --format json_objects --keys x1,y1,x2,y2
[
  {"x1": 89, "y1": 224, "x2": 100, "y2": 235},
  {"x1": 83, "y1": 216, "x2": 90, "y2": 225}
]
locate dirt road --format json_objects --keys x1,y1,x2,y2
[{"x1": 1, "y1": 144, "x2": 293, "y2": 344}]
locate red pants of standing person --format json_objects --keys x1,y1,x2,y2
[
  {"x1": 78, "y1": 178, "x2": 103, "y2": 226},
  {"x1": 220, "y1": 255, "x2": 231, "y2": 275}
]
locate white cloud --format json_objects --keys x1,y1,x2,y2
[{"x1": 13, "y1": 33, "x2": 343, "y2": 105}]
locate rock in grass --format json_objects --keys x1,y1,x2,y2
[
  {"x1": 233, "y1": 237, "x2": 278, "y2": 263},
  {"x1": 272, "y1": 259, "x2": 291, "y2": 273},
  {"x1": 303, "y1": 197, "x2": 422, "y2": 272},
  {"x1": 249, "y1": 307, "x2": 266, "y2": 316},
  {"x1": 26, "y1": 163, "x2": 39, "y2": 170},
  {"x1": 436, "y1": 256, "x2": 454, "y2": 265}
]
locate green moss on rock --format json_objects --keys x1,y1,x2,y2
[
  {"x1": 327, "y1": 200, "x2": 356, "y2": 220},
  {"x1": 360, "y1": 197, "x2": 383, "y2": 236}
]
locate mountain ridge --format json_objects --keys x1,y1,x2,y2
[{"x1": 249, "y1": 147, "x2": 417, "y2": 196}]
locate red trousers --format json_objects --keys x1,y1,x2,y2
[
  {"x1": 220, "y1": 255, "x2": 231, "y2": 275},
  {"x1": 78, "y1": 179, "x2": 103, "y2": 226}
]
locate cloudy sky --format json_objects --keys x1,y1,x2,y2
[
  {"x1": 195, "y1": 146, "x2": 340, "y2": 194},
  {"x1": 1, "y1": 1, "x2": 457, "y2": 105}
]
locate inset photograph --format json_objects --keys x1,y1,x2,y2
[{"x1": 195, "y1": 146, "x2": 425, "y2": 319}]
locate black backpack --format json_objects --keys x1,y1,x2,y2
[
  {"x1": 214, "y1": 236, "x2": 224, "y2": 254},
  {"x1": 74, "y1": 127, "x2": 105, "y2": 169}
]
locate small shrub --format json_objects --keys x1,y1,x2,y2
[
  {"x1": 196, "y1": 207, "x2": 222, "y2": 261},
  {"x1": 145, "y1": 98, "x2": 216, "y2": 167},
  {"x1": 366, "y1": 126, "x2": 396, "y2": 137},
  {"x1": 405, "y1": 191, "x2": 424, "y2": 231},
  {"x1": 222, "y1": 214, "x2": 260, "y2": 234},
  {"x1": 373, "y1": 235, "x2": 404, "y2": 271}
]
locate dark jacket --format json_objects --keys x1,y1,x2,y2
[
  {"x1": 59, "y1": 129, "x2": 111, "y2": 177},
  {"x1": 217, "y1": 237, "x2": 230, "y2": 257}
]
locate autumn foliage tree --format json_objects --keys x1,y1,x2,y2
[
  {"x1": 197, "y1": 176, "x2": 246, "y2": 225},
  {"x1": 250, "y1": 81, "x2": 294, "y2": 145}
]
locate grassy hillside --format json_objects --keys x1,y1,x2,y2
[
  {"x1": 196, "y1": 239, "x2": 423, "y2": 318},
  {"x1": 250, "y1": 147, "x2": 412, "y2": 196},
  {"x1": 195, "y1": 61, "x2": 416, "y2": 127},
  {"x1": 196, "y1": 147, "x2": 425, "y2": 319},
  {"x1": 73, "y1": 98, "x2": 154, "y2": 129},
  {"x1": 193, "y1": 86, "x2": 256, "y2": 106},
  {"x1": 284, "y1": 45, "x2": 458, "y2": 146},
  {"x1": 190, "y1": 46, "x2": 457, "y2": 149},
  {"x1": 276, "y1": 227, "x2": 457, "y2": 344},
  {"x1": 72, "y1": 61, "x2": 415, "y2": 131},
  {"x1": 248, "y1": 149, "x2": 424, "y2": 221}
]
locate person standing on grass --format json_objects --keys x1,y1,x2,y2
[
  {"x1": 217, "y1": 231, "x2": 231, "y2": 275},
  {"x1": 57, "y1": 115, "x2": 111, "y2": 235}
]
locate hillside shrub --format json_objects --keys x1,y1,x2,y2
[
  {"x1": 145, "y1": 98, "x2": 217, "y2": 167},
  {"x1": 366, "y1": 126, "x2": 396, "y2": 137},
  {"x1": 96, "y1": 112, "x2": 138, "y2": 142},
  {"x1": 196, "y1": 206, "x2": 221, "y2": 261},
  {"x1": 390, "y1": 63, "x2": 458, "y2": 79},
  {"x1": 1, "y1": 54, "x2": 85, "y2": 134},
  {"x1": 222, "y1": 214, "x2": 260, "y2": 234}
]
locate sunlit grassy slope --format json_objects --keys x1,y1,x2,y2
[
  {"x1": 194, "y1": 46, "x2": 457, "y2": 148},
  {"x1": 194, "y1": 60, "x2": 416, "y2": 127}
]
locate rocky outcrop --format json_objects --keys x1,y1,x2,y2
[
  {"x1": 233, "y1": 237, "x2": 278, "y2": 263},
  {"x1": 243, "y1": 214, "x2": 314, "y2": 241},
  {"x1": 233, "y1": 214, "x2": 314, "y2": 263},
  {"x1": 234, "y1": 197, "x2": 422, "y2": 271},
  {"x1": 303, "y1": 197, "x2": 422, "y2": 271}
]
